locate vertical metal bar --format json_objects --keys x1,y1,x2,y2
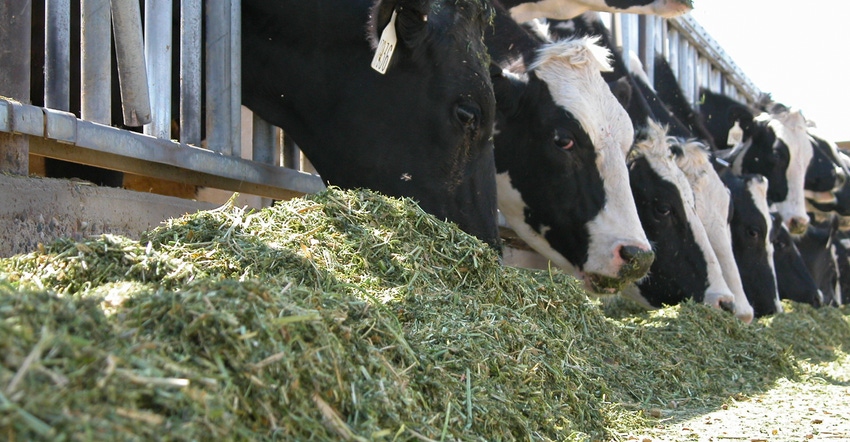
[
  {"x1": 667, "y1": 29, "x2": 679, "y2": 78},
  {"x1": 230, "y1": 0, "x2": 241, "y2": 157},
  {"x1": 283, "y1": 133, "x2": 300, "y2": 170},
  {"x1": 0, "y1": 1, "x2": 32, "y2": 175},
  {"x1": 611, "y1": 13, "x2": 622, "y2": 51},
  {"x1": 144, "y1": 0, "x2": 172, "y2": 139},
  {"x1": 660, "y1": 18, "x2": 668, "y2": 60},
  {"x1": 638, "y1": 15, "x2": 654, "y2": 84},
  {"x1": 205, "y1": 0, "x2": 232, "y2": 155},
  {"x1": 45, "y1": 0, "x2": 71, "y2": 111},
  {"x1": 252, "y1": 114, "x2": 277, "y2": 166},
  {"x1": 690, "y1": 45, "x2": 699, "y2": 105},
  {"x1": 81, "y1": 0, "x2": 112, "y2": 124},
  {"x1": 252, "y1": 114, "x2": 279, "y2": 207},
  {"x1": 677, "y1": 37, "x2": 690, "y2": 102},
  {"x1": 180, "y1": 0, "x2": 201, "y2": 146},
  {"x1": 111, "y1": 0, "x2": 151, "y2": 126}
]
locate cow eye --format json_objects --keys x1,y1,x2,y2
[
  {"x1": 746, "y1": 226, "x2": 760, "y2": 238},
  {"x1": 654, "y1": 203, "x2": 672, "y2": 217},
  {"x1": 455, "y1": 103, "x2": 480, "y2": 128},
  {"x1": 553, "y1": 129, "x2": 575, "y2": 150},
  {"x1": 774, "y1": 238, "x2": 787, "y2": 250}
]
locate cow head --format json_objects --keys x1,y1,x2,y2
[
  {"x1": 702, "y1": 91, "x2": 812, "y2": 235},
  {"x1": 242, "y1": 0, "x2": 500, "y2": 248},
  {"x1": 492, "y1": 36, "x2": 654, "y2": 294},
  {"x1": 503, "y1": 0, "x2": 693, "y2": 23},
  {"x1": 673, "y1": 141, "x2": 755, "y2": 323},
  {"x1": 805, "y1": 131, "x2": 847, "y2": 205},
  {"x1": 623, "y1": 122, "x2": 736, "y2": 311},
  {"x1": 772, "y1": 213, "x2": 823, "y2": 308},
  {"x1": 724, "y1": 172, "x2": 782, "y2": 317},
  {"x1": 765, "y1": 108, "x2": 814, "y2": 234}
]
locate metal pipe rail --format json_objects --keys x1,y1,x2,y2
[
  {"x1": 613, "y1": 13, "x2": 761, "y2": 107},
  {"x1": 0, "y1": 98, "x2": 325, "y2": 200}
]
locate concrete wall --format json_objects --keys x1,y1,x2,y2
[{"x1": 0, "y1": 174, "x2": 217, "y2": 257}]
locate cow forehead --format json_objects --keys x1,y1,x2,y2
[
  {"x1": 530, "y1": 37, "x2": 634, "y2": 153},
  {"x1": 673, "y1": 139, "x2": 730, "y2": 213},
  {"x1": 632, "y1": 123, "x2": 696, "y2": 209}
]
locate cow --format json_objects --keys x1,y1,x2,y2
[
  {"x1": 833, "y1": 230, "x2": 850, "y2": 305},
  {"x1": 486, "y1": 4, "x2": 654, "y2": 293},
  {"x1": 698, "y1": 91, "x2": 813, "y2": 235},
  {"x1": 794, "y1": 215, "x2": 840, "y2": 306},
  {"x1": 621, "y1": 121, "x2": 737, "y2": 312},
  {"x1": 804, "y1": 130, "x2": 848, "y2": 205},
  {"x1": 772, "y1": 213, "x2": 823, "y2": 308},
  {"x1": 673, "y1": 141, "x2": 756, "y2": 322},
  {"x1": 242, "y1": 0, "x2": 501, "y2": 248},
  {"x1": 502, "y1": 0, "x2": 693, "y2": 23},
  {"x1": 721, "y1": 171, "x2": 783, "y2": 317}
]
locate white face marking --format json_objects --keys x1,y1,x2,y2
[
  {"x1": 526, "y1": 37, "x2": 650, "y2": 278},
  {"x1": 763, "y1": 110, "x2": 814, "y2": 229},
  {"x1": 496, "y1": 172, "x2": 578, "y2": 275},
  {"x1": 508, "y1": 0, "x2": 692, "y2": 23},
  {"x1": 635, "y1": 123, "x2": 735, "y2": 308},
  {"x1": 674, "y1": 140, "x2": 753, "y2": 323}
]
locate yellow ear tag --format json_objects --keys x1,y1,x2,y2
[
  {"x1": 371, "y1": 10, "x2": 398, "y2": 74},
  {"x1": 727, "y1": 120, "x2": 744, "y2": 147}
]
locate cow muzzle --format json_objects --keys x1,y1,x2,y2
[{"x1": 583, "y1": 245, "x2": 655, "y2": 294}]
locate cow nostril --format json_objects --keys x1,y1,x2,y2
[
  {"x1": 618, "y1": 245, "x2": 655, "y2": 278},
  {"x1": 719, "y1": 300, "x2": 735, "y2": 314},
  {"x1": 789, "y1": 218, "x2": 809, "y2": 235}
]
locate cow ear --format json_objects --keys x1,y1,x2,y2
[
  {"x1": 728, "y1": 104, "x2": 754, "y2": 134},
  {"x1": 392, "y1": 0, "x2": 431, "y2": 49},
  {"x1": 490, "y1": 64, "x2": 523, "y2": 118},
  {"x1": 371, "y1": 0, "x2": 429, "y2": 49}
]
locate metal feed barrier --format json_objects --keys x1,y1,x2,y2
[{"x1": 0, "y1": 2, "x2": 757, "y2": 202}]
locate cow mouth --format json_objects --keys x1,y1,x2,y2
[
  {"x1": 582, "y1": 250, "x2": 654, "y2": 294},
  {"x1": 583, "y1": 273, "x2": 627, "y2": 294}
]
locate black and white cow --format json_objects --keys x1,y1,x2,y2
[
  {"x1": 622, "y1": 122, "x2": 737, "y2": 311},
  {"x1": 794, "y1": 215, "x2": 839, "y2": 307},
  {"x1": 673, "y1": 141, "x2": 757, "y2": 322},
  {"x1": 242, "y1": 0, "x2": 500, "y2": 247},
  {"x1": 487, "y1": 4, "x2": 654, "y2": 293},
  {"x1": 698, "y1": 91, "x2": 813, "y2": 235},
  {"x1": 804, "y1": 130, "x2": 848, "y2": 205},
  {"x1": 722, "y1": 171, "x2": 783, "y2": 317},
  {"x1": 772, "y1": 213, "x2": 823, "y2": 307},
  {"x1": 502, "y1": 0, "x2": 693, "y2": 23}
]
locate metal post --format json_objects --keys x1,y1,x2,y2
[
  {"x1": 253, "y1": 113, "x2": 278, "y2": 207},
  {"x1": 111, "y1": 0, "x2": 151, "y2": 126},
  {"x1": 81, "y1": 0, "x2": 112, "y2": 123},
  {"x1": 144, "y1": 0, "x2": 172, "y2": 139},
  {"x1": 45, "y1": 0, "x2": 71, "y2": 111},
  {"x1": 230, "y1": 0, "x2": 241, "y2": 157},
  {"x1": 206, "y1": 0, "x2": 233, "y2": 155},
  {"x1": 638, "y1": 15, "x2": 654, "y2": 84},
  {"x1": 180, "y1": 0, "x2": 202, "y2": 146},
  {"x1": 0, "y1": 1, "x2": 32, "y2": 174}
]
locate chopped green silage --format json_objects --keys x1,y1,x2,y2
[{"x1": 1, "y1": 187, "x2": 849, "y2": 441}]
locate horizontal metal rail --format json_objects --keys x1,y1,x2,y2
[{"x1": 0, "y1": 98, "x2": 325, "y2": 200}]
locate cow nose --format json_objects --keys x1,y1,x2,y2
[
  {"x1": 617, "y1": 245, "x2": 655, "y2": 280},
  {"x1": 788, "y1": 217, "x2": 809, "y2": 235},
  {"x1": 719, "y1": 300, "x2": 735, "y2": 314}
]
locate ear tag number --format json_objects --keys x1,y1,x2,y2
[
  {"x1": 727, "y1": 120, "x2": 744, "y2": 147},
  {"x1": 371, "y1": 10, "x2": 398, "y2": 74}
]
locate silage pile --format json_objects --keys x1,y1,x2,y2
[{"x1": 1, "y1": 188, "x2": 849, "y2": 441}]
